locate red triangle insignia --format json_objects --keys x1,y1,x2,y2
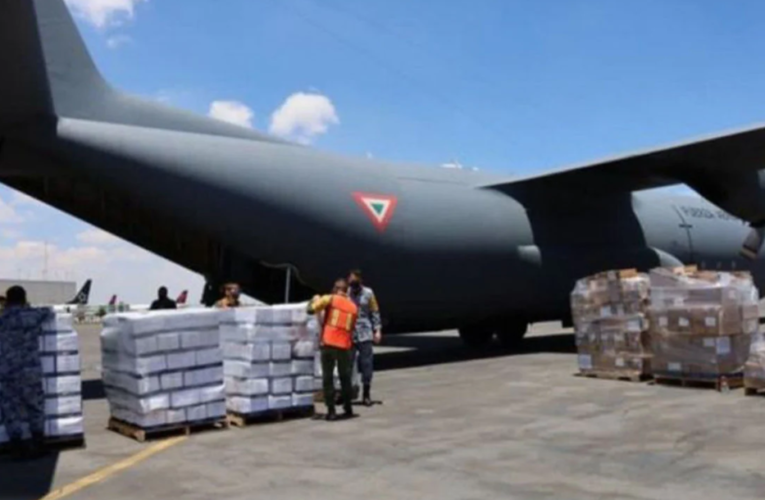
[{"x1": 352, "y1": 192, "x2": 398, "y2": 232}]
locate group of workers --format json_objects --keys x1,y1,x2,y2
[
  {"x1": 308, "y1": 269, "x2": 382, "y2": 421},
  {"x1": 0, "y1": 270, "x2": 381, "y2": 459},
  {"x1": 206, "y1": 270, "x2": 384, "y2": 421}
]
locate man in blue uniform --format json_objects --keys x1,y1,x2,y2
[{"x1": 347, "y1": 270, "x2": 382, "y2": 406}]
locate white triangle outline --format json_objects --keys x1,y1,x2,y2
[{"x1": 361, "y1": 197, "x2": 391, "y2": 223}]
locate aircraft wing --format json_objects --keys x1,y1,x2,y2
[{"x1": 481, "y1": 122, "x2": 765, "y2": 203}]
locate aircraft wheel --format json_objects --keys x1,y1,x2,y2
[
  {"x1": 495, "y1": 319, "x2": 528, "y2": 350},
  {"x1": 458, "y1": 327, "x2": 493, "y2": 349}
]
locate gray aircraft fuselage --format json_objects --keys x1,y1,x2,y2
[
  {"x1": 2, "y1": 0, "x2": 764, "y2": 341},
  {"x1": 19, "y1": 118, "x2": 763, "y2": 333}
]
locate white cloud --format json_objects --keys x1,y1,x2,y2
[
  {"x1": 106, "y1": 34, "x2": 133, "y2": 49},
  {"x1": 208, "y1": 101, "x2": 255, "y2": 129},
  {"x1": 0, "y1": 228, "x2": 23, "y2": 241},
  {"x1": 0, "y1": 187, "x2": 205, "y2": 304},
  {"x1": 269, "y1": 92, "x2": 339, "y2": 144},
  {"x1": 0, "y1": 196, "x2": 25, "y2": 224},
  {"x1": 77, "y1": 228, "x2": 121, "y2": 246},
  {"x1": 0, "y1": 236, "x2": 204, "y2": 305},
  {"x1": 64, "y1": 0, "x2": 147, "y2": 28}
]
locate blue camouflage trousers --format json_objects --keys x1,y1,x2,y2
[
  {"x1": 354, "y1": 341, "x2": 374, "y2": 385},
  {"x1": 0, "y1": 368, "x2": 45, "y2": 441}
]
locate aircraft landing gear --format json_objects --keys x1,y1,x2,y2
[
  {"x1": 458, "y1": 326, "x2": 493, "y2": 349},
  {"x1": 495, "y1": 319, "x2": 528, "y2": 350}
]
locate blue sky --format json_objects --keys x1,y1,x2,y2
[{"x1": 2, "y1": 0, "x2": 765, "y2": 302}]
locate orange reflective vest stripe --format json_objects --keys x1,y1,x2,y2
[{"x1": 321, "y1": 295, "x2": 358, "y2": 350}]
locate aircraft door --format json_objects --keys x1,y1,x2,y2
[{"x1": 670, "y1": 204, "x2": 696, "y2": 264}]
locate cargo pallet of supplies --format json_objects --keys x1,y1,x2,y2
[
  {"x1": 744, "y1": 315, "x2": 765, "y2": 396},
  {"x1": 100, "y1": 310, "x2": 229, "y2": 442},
  {"x1": 571, "y1": 269, "x2": 653, "y2": 382},
  {"x1": 221, "y1": 304, "x2": 317, "y2": 427},
  {"x1": 647, "y1": 267, "x2": 758, "y2": 392},
  {"x1": 0, "y1": 311, "x2": 85, "y2": 453}
]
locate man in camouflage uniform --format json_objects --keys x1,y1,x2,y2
[
  {"x1": 0, "y1": 286, "x2": 53, "y2": 458},
  {"x1": 347, "y1": 270, "x2": 382, "y2": 407}
]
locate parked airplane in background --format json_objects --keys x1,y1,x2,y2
[
  {"x1": 105, "y1": 294, "x2": 117, "y2": 311},
  {"x1": 50, "y1": 279, "x2": 92, "y2": 313},
  {"x1": 4, "y1": 1, "x2": 765, "y2": 349}
]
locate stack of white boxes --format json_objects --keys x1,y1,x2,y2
[
  {"x1": 101, "y1": 309, "x2": 226, "y2": 428},
  {"x1": 41, "y1": 313, "x2": 84, "y2": 439},
  {"x1": 0, "y1": 311, "x2": 83, "y2": 444},
  {"x1": 222, "y1": 304, "x2": 317, "y2": 415}
]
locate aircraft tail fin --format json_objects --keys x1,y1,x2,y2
[
  {"x1": 67, "y1": 279, "x2": 92, "y2": 305},
  {"x1": 1, "y1": 0, "x2": 288, "y2": 142},
  {"x1": 108, "y1": 294, "x2": 117, "y2": 306},
  {"x1": 177, "y1": 290, "x2": 188, "y2": 305},
  {"x1": 0, "y1": 0, "x2": 107, "y2": 132}
]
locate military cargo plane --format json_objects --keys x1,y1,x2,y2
[{"x1": 2, "y1": 1, "x2": 765, "y2": 348}]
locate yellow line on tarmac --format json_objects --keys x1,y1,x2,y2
[{"x1": 39, "y1": 436, "x2": 187, "y2": 500}]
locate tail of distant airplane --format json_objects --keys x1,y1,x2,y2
[
  {"x1": 108, "y1": 294, "x2": 117, "y2": 306},
  {"x1": 66, "y1": 279, "x2": 92, "y2": 305},
  {"x1": 176, "y1": 290, "x2": 188, "y2": 305}
]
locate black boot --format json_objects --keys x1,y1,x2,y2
[
  {"x1": 362, "y1": 384, "x2": 372, "y2": 407},
  {"x1": 326, "y1": 408, "x2": 338, "y2": 422},
  {"x1": 343, "y1": 403, "x2": 354, "y2": 419}
]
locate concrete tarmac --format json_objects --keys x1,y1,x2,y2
[{"x1": 3, "y1": 322, "x2": 765, "y2": 500}]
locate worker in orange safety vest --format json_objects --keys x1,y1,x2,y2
[{"x1": 307, "y1": 278, "x2": 359, "y2": 421}]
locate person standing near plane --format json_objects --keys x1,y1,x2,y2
[
  {"x1": 150, "y1": 286, "x2": 177, "y2": 310},
  {"x1": 0, "y1": 286, "x2": 54, "y2": 458},
  {"x1": 347, "y1": 269, "x2": 382, "y2": 407},
  {"x1": 307, "y1": 279, "x2": 359, "y2": 421},
  {"x1": 215, "y1": 283, "x2": 242, "y2": 309}
]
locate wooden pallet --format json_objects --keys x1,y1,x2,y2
[
  {"x1": 576, "y1": 371, "x2": 652, "y2": 383},
  {"x1": 0, "y1": 434, "x2": 85, "y2": 455},
  {"x1": 652, "y1": 373, "x2": 743, "y2": 391},
  {"x1": 107, "y1": 417, "x2": 228, "y2": 443},
  {"x1": 227, "y1": 406, "x2": 315, "y2": 428}
]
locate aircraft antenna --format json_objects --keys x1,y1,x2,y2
[{"x1": 43, "y1": 241, "x2": 49, "y2": 281}]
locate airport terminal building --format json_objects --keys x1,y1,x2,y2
[{"x1": 0, "y1": 279, "x2": 77, "y2": 305}]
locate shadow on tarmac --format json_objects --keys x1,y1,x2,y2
[
  {"x1": 82, "y1": 378, "x2": 106, "y2": 401},
  {"x1": 0, "y1": 451, "x2": 59, "y2": 500},
  {"x1": 376, "y1": 330, "x2": 576, "y2": 372}
]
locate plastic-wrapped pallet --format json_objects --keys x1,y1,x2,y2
[
  {"x1": 41, "y1": 313, "x2": 84, "y2": 439},
  {"x1": 101, "y1": 309, "x2": 226, "y2": 429},
  {"x1": 746, "y1": 333, "x2": 765, "y2": 390},
  {"x1": 0, "y1": 311, "x2": 83, "y2": 444},
  {"x1": 221, "y1": 304, "x2": 317, "y2": 415},
  {"x1": 570, "y1": 269, "x2": 652, "y2": 379},
  {"x1": 648, "y1": 268, "x2": 759, "y2": 381}
]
